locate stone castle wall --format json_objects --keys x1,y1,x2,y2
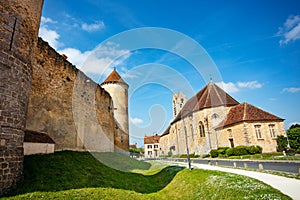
[
  {"x1": 26, "y1": 38, "x2": 116, "y2": 151},
  {"x1": 0, "y1": 0, "x2": 43, "y2": 195},
  {"x1": 1, "y1": 1, "x2": 130, "y2": 194}
]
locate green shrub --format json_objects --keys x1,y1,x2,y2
[
  {"x1": 233, "y1": 146, "x2": 248, "y2": 156},
  {"x1": 255, "y1": 145, "x2": 263, "y2": 154},
  {"x1": 217, "y1": 147, "x2": 229, "y2": 155},
  {"x1": 210, "y1": 149, "x2": 219, "y2": 158},
  {"x1": 225, "y1": 148, "x2": 234, "y2": 156},
  {"x1": 247, "y1": 145, "x2": 262, "y2": 155},
  {"x1": 247, "y1": 146, "x2": 256, "y2": 155}
]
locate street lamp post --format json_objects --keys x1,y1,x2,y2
[
  {"x1": 184, "y1": 125, "x2": 192, "y2": 170},
  {"x1": 183, "y1": 111, "x2": 193, "y2": 170}
]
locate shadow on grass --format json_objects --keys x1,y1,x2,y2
[{"x1": 7, "y1": 151, "x2": 184, "y2": 197}]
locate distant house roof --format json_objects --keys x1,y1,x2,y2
[
  {"x1": 24, "y1": 130, "x2": 55, "y2": 144},
  {"x1": 214, "y1": 102, "x2": 284, "y2": 129},
  {"x1": 100, "y1": 68, "x2": 128, "y2": 86},
  {"x1": 144, "y1": 135, "x2": 160, "y2": 144},
  {"x1": 129, "y1": 144, "x2": 137, "y2": 149},
  {"x1": 172, "y1": 81, "x2": 239, "y2": 124}
]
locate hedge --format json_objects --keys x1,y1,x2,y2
[{"x1": 210, "y1": 145, "x2": 263, "y2": 157}]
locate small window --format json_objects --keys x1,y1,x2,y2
[
  {"x1": 121, "y1": 135, "x2": 124, "y2": 143},
  {"x1": 181, "y1": 98, "x2": 184, "y2": 103},
  {"x1": 269, "y1": 124, "x2": 276, "y2": 138},
  {"x1": 147, "y1": 145, "x2": 152, "y2": 149},
  {"x1": 154, "y1": 144, "x2": 158, "y2": 148},
  {"x1": 255, "y1": 125, "x2": 263, "y2": 139},
  {"x1": 199, "y1": 121, "x2": 205, "y2": 137},
  {"x1": 227, "y1": 129, "x2": 232, "y2": 137},
  {"x1": 148, "y1": 151, "x2": 152, "y2": 155}
]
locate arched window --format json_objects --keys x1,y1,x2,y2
[
  {"x1": 199, "y1": 121, "x2": 205, "y2": 137},
  {"x1": 211, "y1": 113, "x2": 219, "y2": 126}
]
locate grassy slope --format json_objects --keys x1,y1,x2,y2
[{"x1": 2, "y1": 151, "x2": 291, "y2": 200}]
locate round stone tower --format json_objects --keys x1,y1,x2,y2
[
  {"x1": 100, "y1": 68, "x2": 129, "y2": 135},
  {"x1": 0, "y1": 0, "x2": 43, "y2": 195}
]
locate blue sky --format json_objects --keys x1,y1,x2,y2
[{"x1": 40, "y1": 0, "x2": 300, "y2": 147}]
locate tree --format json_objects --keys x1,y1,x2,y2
[
  {"x1": 287, "y1": 127, "x2": 300, "y2": 150},
  {"x1": 289, "y1": 123, "x2": 300, "y2": 129},
  {"x1": 276, "y1": 135, "x2": 288, "y2": 152}
]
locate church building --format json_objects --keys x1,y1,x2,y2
[{"x1": 159, "y1": 81, "x2": 285, "y2": 156}]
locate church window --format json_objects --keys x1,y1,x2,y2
[
  {"x1": 181, "y1": 98, "x2": 184, "y2": 103},
  {"x1": 269, "y1": 124, "x2": 276, "y2": 138},
  {"x1": 199, "y1": 121, "x2": 205, "y2": 137},
  {"x1": 212, "y1": 113, "x2": 218, "y2": 119},
  {"x1": 254, "y1": 125, "x2": 263, "y2": 139}
]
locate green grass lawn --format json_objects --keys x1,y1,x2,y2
[{"x1": 1, "y1": 151, "x2": 291, "y2": 200}]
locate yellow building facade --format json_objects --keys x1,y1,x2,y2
[{"x1": 160, "y1": 82, "x2": 285, "y2": 156}]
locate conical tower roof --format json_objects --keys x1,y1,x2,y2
[
  {"x1": 100, "y1": 68, "x2": 128, "y2": 86},
  {"x1": 171, "y1": 81, "x2": 239, "y2": 124}
]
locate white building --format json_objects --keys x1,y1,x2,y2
[{"x1": 144, "y1": 135, "x2": 160, "y2": 158}]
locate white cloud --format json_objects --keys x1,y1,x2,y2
[
  {"x1": 58, "y1": 48, "x2": 92, "y2": 67},
  {"x1": 39, "y1": 26, "x2": 61, "y2": 49},
  {"x1": 38, "y1": 16, "x2": 62, "y2": 49},
  {"x1": 237, "y1": 81, "x2": 263, "y2": 89},
  {"x1": 216, "y1": 81, "x2": 239, "y2": 93},
  {"x1": 278, "y1": 15, "x2": 300, "y2": 45},
  {"x1": 216, "y1": 80, "x2": 263, "y2": 94},
  {"x1": 282, "y1": 87, "x2": 300, "y2": 93},
  {"x1": 130, "y1": 117, "x2": 144, "y2": 125},
  {"x1": 41, "y1": 16, "x2": 56, "y2": 24},
  {"x1": 82, "y1": 21, "x2": 105, "y2": 32},
  {"x1": 81, "y1": 42, "x2": 131, "y2": 76}
]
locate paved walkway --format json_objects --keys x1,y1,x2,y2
[{"x1": 167, "y1": 161, "x2": 300, "y2": 200}]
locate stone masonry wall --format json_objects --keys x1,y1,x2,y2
[
  {"x1": 26, "y1": 38, "x2": 116, "y2": 151},
  {"x1": 0, "y1": 0, "x2": 43, "y2": 195}
]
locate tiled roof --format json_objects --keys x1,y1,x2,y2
[
  {"x1": 24, "y1": 130, "x2": 55, "y2": 144},
  {"x1": 171, "y1": 81, "x2": 239, "y2": 124},
  {"x1": 100, "y1": 68, "x2": 128, "y2": 86},
  {"x1": 129, "y1": 144, "x2": 137, "y2": 149},
  {"x1": 144, "y1": 135, "x2": 160, "y2": 144},
  {"x1": 214, "y1": 102, "x2": 284, "y2": 129},
  {"x1": 161, "y1": 126, "x2": 171, "y2": 137}
]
